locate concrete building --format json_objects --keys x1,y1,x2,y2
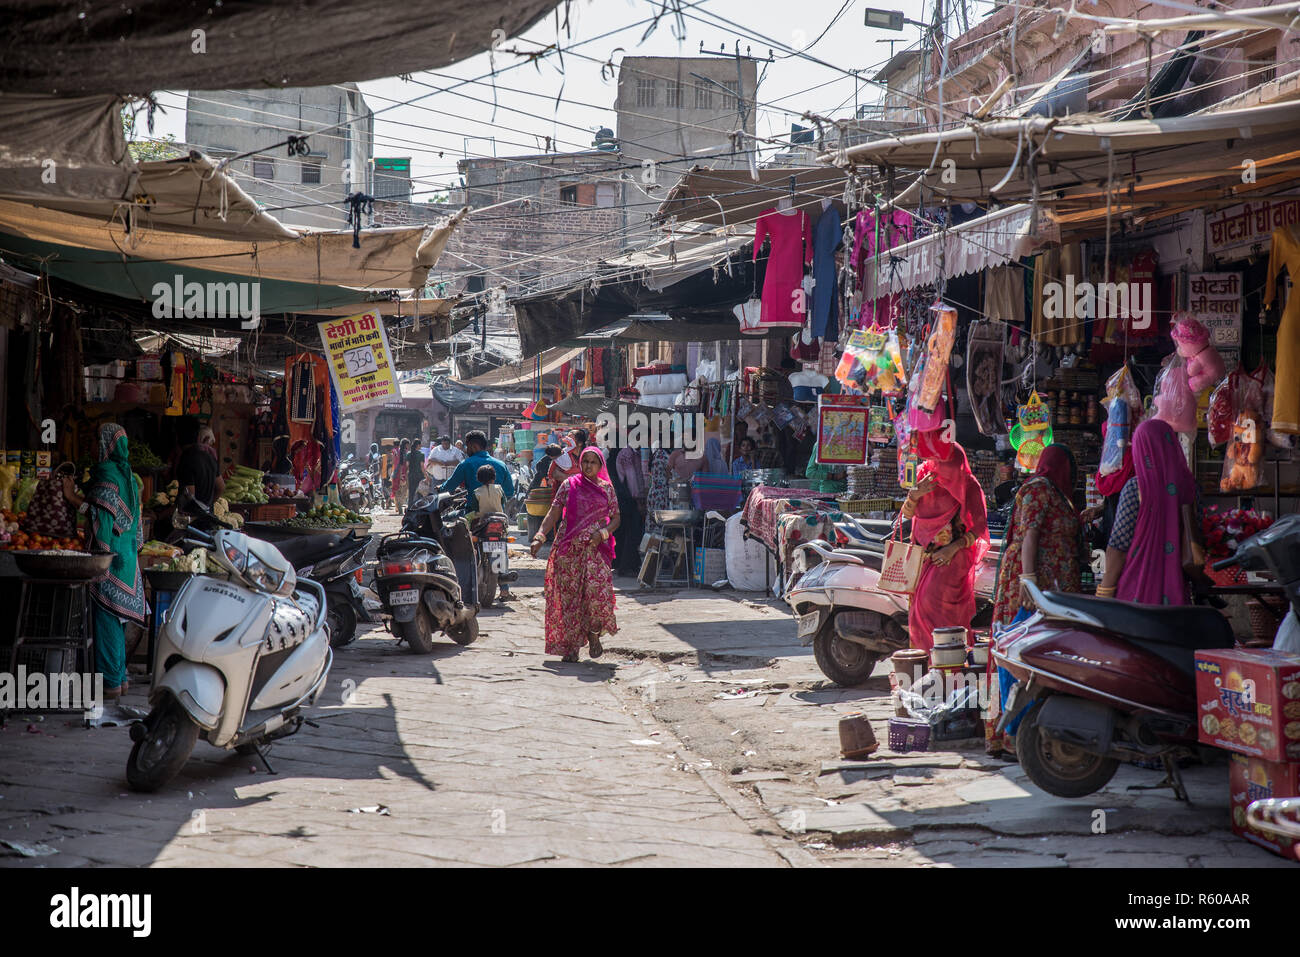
[
  {"x1": 614, "y1": 55, "x2": 759, "y2": 189},
  {"x1": 184, "y1": 85, "x2": 374, "y2": 230}
]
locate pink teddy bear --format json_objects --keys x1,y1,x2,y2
[{"x1": 1171, "y1": 315, "x2": 1226, "y2": 394}]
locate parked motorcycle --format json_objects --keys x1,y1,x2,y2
[
  {"x1": 472, "y1": 511, "x2": 518, "y2": 606},
  {"x1": 269, "y1": 531, "x2": 374, "y2": 647},
  {"x1": 177, "y1": 494, "x2": 374, "y2": 648},
  {"x1": 126, "y1": 527, "x2": 332, "y2": 792},
  {"x1": 787, "y1": 518, "x2": 996, "y2": 686},
  {"x1": 373, "y1": 492, "x2": 480, "y2": 652},
  {"x1": 339, "y1": 457, "x2": 371, "y2": 512}
]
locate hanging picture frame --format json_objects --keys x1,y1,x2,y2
[{"x1": 816, "y1": 395, "x2": 870, "y2": 465}]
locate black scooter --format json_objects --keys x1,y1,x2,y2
[{"x1": 374, "y1": 492, "x2": 480, "y2": 652}]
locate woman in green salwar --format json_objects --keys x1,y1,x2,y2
[{"x1": 63, "y1": 424, "x2": 146, "y2": 698}]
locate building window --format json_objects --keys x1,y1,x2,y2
[
  {"x1": 252, "y1": 158, "x2": 275, "y2": 180},
  {"x1": 301, "y1": 160, "x2": 322, "y2": 184},
  {"x1": 595, "y1": 183, "x2": 617, "y2": 208},
  {"x1": 636, "y1": 77, "x2": 656, "y2": 107},
  {"x1": 664, "y1": 80, "x2": 682, "y2": 108},
  {"x1": 1246, "y1": 48, "x2": 1276, "y2": 86},
  {"x1": 719, "y1": 81, "x2": 740, "y2": 112},
  {"x1": 694, "y1": 81, "x2": 712, "y2": 110},
  {"x1": 560, "y1": 185, "x2": 578, "y2": 205}
]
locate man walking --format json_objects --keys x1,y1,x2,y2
[{"x1": 427, "y1": 434, "x2": 465, "y2": 484}]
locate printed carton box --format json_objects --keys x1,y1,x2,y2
[
  {"x1": 1228, "y1": 754, "x2": 1300, "y2": 862},
  {"x1": 1195, "y1": 648, "x2": 1300, "y2": 762}
]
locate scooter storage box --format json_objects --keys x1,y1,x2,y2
[
  {"x1": 1194, "y1": 648, "x2": 1300, "y2": 763},
  {"x1": 1229, "y1": 753, "x2": 1300, "y2": 861},
  {"x1": 888, "y1": 717, "x2": 930, "y2": 752}
]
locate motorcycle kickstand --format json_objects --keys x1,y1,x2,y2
[
  {"x1": 1127, "y1": 754, "x2": 1189, "y2": 803},
  {"x1": 251, "y1": 742, "x2": 277, "y2": 775}
]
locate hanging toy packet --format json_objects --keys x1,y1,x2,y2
[{"x1": 1221, "y1": 406, "x2": 1265, "y2": 492}]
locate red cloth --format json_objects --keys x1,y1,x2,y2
[
  {"x1": 1034, "y1": 444, "x2": 1075, "y2": 502},
  {"x1": 752, "y1": 208, "x2": 813, "y2": 331},
  {"x1": 1094, "y1": 420, "x2": 1134, "y2": 497},
  {"x1": 909, "y1": 442, "x2": 991, "y2": 652}
]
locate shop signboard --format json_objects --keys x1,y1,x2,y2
[
  {"x1": 1187, "y1": 272, "x2": 1243, "y2": 372},
  {"x1": 317, "y1": 311, "x2": 400, "y2": 412},
  {"x1": 468, "y1": 400, "x2": 531, "y2": 414},
  {"x1": 815, "y1": 395, "x2": 869, "y2": 465},
  {"x1": 1206, "y1": 198, "x2": 1300, "y2": 257}
]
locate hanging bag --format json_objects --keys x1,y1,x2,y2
[{"x1": 878, "y1": 517, "x2": 926, "y2": 595}]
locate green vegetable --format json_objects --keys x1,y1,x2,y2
[{"x1": 129, "y1": 444, "x2": 165, "y2": 470}]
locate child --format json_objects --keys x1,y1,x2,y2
[{"x1": 467, "y1": 464, "x2": 514, "y2": 600}]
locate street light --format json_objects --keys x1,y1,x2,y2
[{"x1": 864, "y1": 8, "x2": 905, "y2": 30}]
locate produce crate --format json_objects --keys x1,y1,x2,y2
[{"x1": 246, "y1": 503, "x2": 297, "y2": 522}]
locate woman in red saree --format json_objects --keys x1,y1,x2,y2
[
  {"x1": 531, "y1": 447, "x2": 621, "y2": 662},
  {"x1": 900, "y1": 431, "x2": 990, "y2": 652}
]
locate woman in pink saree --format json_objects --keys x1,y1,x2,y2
[
  {"x1": 1097, "y1": 418, "x2": 1196, "y2": 605},
  {"x1": 900, "y1": 431, "x2": 991, "y2": 652},
  {"x1": 531, "y1": 447, "x2": 621, "y2": 662}
]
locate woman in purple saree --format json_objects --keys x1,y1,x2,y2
[{"x1": 1096, "y1": 418, "x2": 1197, "y2": 605}]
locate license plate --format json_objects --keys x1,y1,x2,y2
[
  {"x1": 797, "y1": 611, "x2": 822, "y2": 637},
  {"x1": 389, "y1": 588, "x2": 419, "y2": 606},
  {"x1": 483, "y1": 541, "x2": 506, "y2": 553}
]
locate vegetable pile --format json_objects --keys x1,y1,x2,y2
[
  {"x1": 129, "y1": 443, "x2": 165, "y2": 470},
  {"x1": 273, "y1": 504, "x2": 369, "y2": 529},
  {"x1": 225, "y1": 466, "x2": 269, "y2": 504}
]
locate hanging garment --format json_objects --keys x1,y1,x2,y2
[
  {"x1": 983, "y1": 264, "x2": 1024, "y2": 327},
  {"x1": 811, "y1": 205, "x2": 842, "y2": 339},
  {"x1": 1031, "y1": 243, "x2": 1083, "y2": 345},
  {"x1": 918, "y1": 306, "x2": 957, "y2": 414},
  {"x1": 966, "y1": 320, "x2": 1007, "y2": 435},
  {"x1": 751, "y1": 208, "x2": 813, "y2": 332},
  {"x1": 1265, "y1": 225, "x2": 1300, "y2": 434},
  {"x1": 852, "y1": 208, "x2": 912, "y2": 327},
  {"x1": 288, "y1": 358, "x2": 316, "y2": 423}
]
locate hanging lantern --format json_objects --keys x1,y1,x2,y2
[{"x1": 1009, "y1": 390, "x2": 1053, "y2": 471}]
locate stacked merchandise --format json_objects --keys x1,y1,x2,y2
[
  {"x1": 969, "y1": 451, "x2": 999, "y2": 499},
  {"x1": 871, "y1": 446, "x2": 904, "y2": 500},
  {"x1": 636, "y1": 371, "x2": 687, "y2": 410},
  {"x1": 844, "y1": 464, "x2": 874, "y2": 498},
  {"x1": 1194, "y1": 648, "x2": 1300, "y2": 861}
]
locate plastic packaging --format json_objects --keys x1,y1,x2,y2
[
  {"x1": 1153, "y1": 352, "x2": 1198, "y2": 434},
  {"x1": 1221, "y1": 406, "x2": 1265, "y2": 492},
  {"x1": 1207, "y1": 373, "x2": 1236, "y2": 447},
  {"x1": 1099, "y1": 394, "x2": 1131, "y2": 475}
]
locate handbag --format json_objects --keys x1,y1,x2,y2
[{"x1": 878, "y1": 519, "x2": 926, "y2": 595}]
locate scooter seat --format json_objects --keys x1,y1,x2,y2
[
  {"x1": 275, "y1": 533, "x2": 345, "y2": 567},
  {"x1": 832, "y1": 547, "x2": 883, "y2": 570},
  {"x1": 1039, "y1": 590, "x2": 1234, "y2": 650}
]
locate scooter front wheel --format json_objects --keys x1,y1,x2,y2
[
  {"x1": 326, "y1": 598, "x2": 358, "y2": 648},
  {"x1": 1016, "y1": 705, "x2": 1119, "y2": 798},
  {"x1": 126, "y1": 702, "x2": 200, "y2": 792}
]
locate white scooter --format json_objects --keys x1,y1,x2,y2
[
  {"x1": 126, "y1": 528, "x2": 333, "y2": 792},
  {"x1": 787, "y1": 516, "x2": 998, "y2": 685}
]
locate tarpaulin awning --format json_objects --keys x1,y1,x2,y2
[
  {"x1": 821, "y1": 100, "x2": 1300, "y2": 215},
  {"x1": 0, "y1": 198, "x2": 465, "y2": 288},
  {"x1": 567, "y1": 316, "x2": 789, "y2": 344},
  {"x1": 601, "y1": 227, "x2": 751, "y2": 292},
  {"x1": 868, "y1": 204, "x2": 1058, "y2": 292},
  {"x1": 0, "y1": 97, "x2": 297, "y2": 241},
  {"x1": 1, "y1": 1, "x2": 561, "y2": 95},
  {"x1": 0, "y1": 231, "x2": 379, "y2": 315},
  {"x1": 550, "y1": 394, "x2": 681, "y2": 421},
  {"x1": 656, "y1": 166, "x2": 848, "y2": 227},
  {"x1": 458, "y1": 346, "x2": 583, "y2": 387}
]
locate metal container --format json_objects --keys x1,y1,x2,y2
[
  {"x1": 930, "y1": 640, "x2": 968, "y2": 668},
  {"x1": 652, "y1": 508, "x2": 701, "y2": 526},
  {"x1": 13, "y1": 551, "x2": 113, "y2": 580},
  {"x1": 969, "y1": 641, "x2": 991, "y2": 667}
]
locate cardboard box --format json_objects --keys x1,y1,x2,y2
[
  {"x1": 1195, "y1": 648, "x2": 1300, "y2": 762},
  {"x1": 1228, "y1": 754, "x2": 1300, "y2": 861}
]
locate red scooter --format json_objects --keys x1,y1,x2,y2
[{"x1": 993, "y1": 582, "x2": 1236, "y2": 800}]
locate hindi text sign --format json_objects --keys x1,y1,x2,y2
[{"x1": 317, "y1": 312, "x2": 400, "y2": 412}]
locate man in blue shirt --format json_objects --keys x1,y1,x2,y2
[{"x1": 441, "y1": 430, "x2": 515, "y2": 501}]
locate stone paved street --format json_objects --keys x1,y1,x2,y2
[{"x1": 0, "y1": 509, "x2": 1291, "y2": 868}]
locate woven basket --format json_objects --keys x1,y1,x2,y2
[
  {"x1": 1247, "y1": 599, "x2": 1283, "y2": 645},
  {"x1": 1205, "y1": 559, "x2": 1246, "y2": 586}
]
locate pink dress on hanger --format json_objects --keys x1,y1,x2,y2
[
  {"x1": 852, "y1": 209, "x2": 913, "y2": 328},
  {"x1": 752, "y1": 208, "x2": 813, "y2": 333}
]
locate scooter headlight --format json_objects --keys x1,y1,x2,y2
[{"x1": 244, "y1": 551, "x2": 286, "y2": 593}]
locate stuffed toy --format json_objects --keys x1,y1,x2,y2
[
  {"x1": 1221, "y1": 408, "x2": 1265, "y2": 491},
  {"x1": 1171, "y1": 315, "x2": 1226, "y2": 394}
]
